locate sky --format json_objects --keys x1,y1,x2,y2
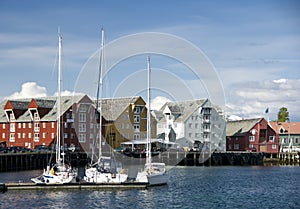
[{"x1": 0, "y1": 0, "x2": 299, "y2": 121}]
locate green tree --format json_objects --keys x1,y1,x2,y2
[{"x1": 277, "y1": 107, "x2": 289, "y2": 122}]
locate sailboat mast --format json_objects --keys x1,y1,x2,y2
[
  {"x1": 98, "y1": 28, "x2": 104, "y2": 160},
  {"x1": 56, "y1": 30, "x2": 62, "y2": 164},
  {"x1": 146, "y1": 56, "x2": 152, "y2": 166}
]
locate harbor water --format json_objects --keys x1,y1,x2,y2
[{"x1": 1, "y1": 166, "x2": 299, "y2": 209}]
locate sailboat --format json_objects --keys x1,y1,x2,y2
[
  {"x1": 31, "y1": 31, "x2": 76, "y2": 184},
  {"x1": 83, "y1": 28, "x2": 128, "y2": 183},
  {"x1": 135, "y1": 56, "x2": 168, "y2": 186}
]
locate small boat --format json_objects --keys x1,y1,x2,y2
[
  {"x1": 31, "y1": 31, "x2": 76, "y2": 184},
  {"x1": 83, "y1": 28, "x2": 128, "y2": 183},
  {"x1": 135, "y1": 57, "x2": 168, "y2": 186}
]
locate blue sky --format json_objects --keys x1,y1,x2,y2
[{"x1": 0, "y1": 0, "x2": 299, "y2": 121}]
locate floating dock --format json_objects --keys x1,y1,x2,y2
[{"x1": 0, "y1": 182, "x2": 148, "y2": 193}]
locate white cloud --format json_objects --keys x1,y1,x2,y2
[
  {"x1": 150, "y1": 96, "x2": 171, "y2": 111},
  {"x1": 226, "y1": 79, "x2": 300, "y2": 121},
  {"x1": 6, "y1": 82, "x2": 47, "y2": 99}
]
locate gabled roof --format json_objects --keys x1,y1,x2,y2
[
  {"x1": 0, "y1": 95, "x2": 86, "y2": 122},
  {"x1": 42, "y1": 95, "x2": 86, "y2": 121},
  {"x1": 4, "y1": 99, "x2": 31, "y2": 110},
  {"x1": 96, "y1": 96, "x2": 142, "y2": 121},
  {"x1": 269, "y1": 121, "x2": 300, "y2": 135},
  {"x1": 226, "y1": 118, "x2": 262, "y2": 137},
  {"x1": 158, "y1": 99, "x2": 207, "y2": 122},
  {"x1": 29, "y1": 98, "x2": 56, "y2": 109}
]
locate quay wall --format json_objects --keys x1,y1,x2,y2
[
  {"x1": 0, "y1": 152, "x2": 88, "y2": 172},
  {"x1": 1, "y1": 151, "x2": 299, "y2": 172}
]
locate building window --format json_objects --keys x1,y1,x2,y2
[
  {"x1": 43, "y1": 133, "x2": 46, "y2": 139},
  {"x1": 188, "y1": 123, "x2": 192, "y2": 128},
  {"x1": 51, "y1": 122, "x2": 55, "y2": 128},
  {"x1": 18, "y1": 123, "x2": 21, "y2": 129},
  {"x1": 79, "y1": 104, "x2": 87, "y2": 112},
  {"x1": 272, "y1": 144, "x2": 277, "y2": 149},
  {"x1": 121, "y1": 123, "x2": 124, "y2": 129},
  {"x1": 79, "y1": 113, "x2": 86, "y2": 122},
  {"x1": 51, "y1": 133, "x2": 55, "y2": 139},
  {"x1": 269, "y1": 136, "x2": 275, "y2": 142},
  {"x1": 249, "y1": 136, "x2": 255, "y2": 142},
  {"x1": 64, "y1": 122, "x2": 68, "y2": 129},
  {"x1": 134, "y1": 115, "x2": 140, "y2": 123},
  {"x1": 188, "y1": 133, "x2": 192, "y2": 137},
  {"x1": 133, "y1": 106, "x2": 140, "y2": 114},
  {"x1": 10, "y1": 113, "x2": 15, "y2": 121},
  {"x1": 2, "y1": 133, "x2": 5, "y2": 139},
  {"x1": 195, "y1": 123, "x2": 198, "y2": 129},
  {"x1": 10, "y1": 123, "x2": 15, "y2": 132},
  {"x1": 42, "y1": 122, "x2": 46, "y2": 129},
  {"x1": 22, "y1": 133, "x2": 26, "y2": 139},
  {"x1": 134, "y1": 124, "x2": 140, "y2": 132},
  {"x1": 79, "y1": 123, "x2": 86, "y2": 132},
  {"x1": 134, "y1": 134, "x2": 140, "y2": 140},
  {"x1": 17, "y1": 133, "x2": 21, "y2": 139},
  {"x1": 10, "y1": 133, "x2": 15, "y2": 142},
  {"x1": 29, "y1": 123, "x2": 32, "y2": 128},
  {"x1": 249, "y1": 144, "x2": 254, "y2": 148},
  {"x1": 195, "y1": 133, "x2": 199, "y2": 138},
  {"x1": 34, "y1": 123, "x2": 40, "y2": 132},
  {"x1": 295, "y1": 138, "x2": 299, "y2": 144},
  {"x1": 23, "y1": 123, "x2": 26, "y2": 129},
  {"x1": 71, "y1": 133, "x2": 74, "y2": 139},
  {"x1": 79, "y1": 134, "x2": 86, "y2": 143},
  {"x1": 34, "y1": 133, "x2": 39, "y2": 142},
  {"x1": 234, "y1": 144, "x2": 239, "y2": 150},
  {"x1": 28, "y1": 133, "x2": 31, "y2": 139},
  {"x1": 34, "y1": 112, "x2": 39, "y2": 121},
  {"x1": 64, "y1": 133, "x2": 68, "y2": 139},
  {"x1": 2, "y1": 123, "x2": 5, "y2": 129}
]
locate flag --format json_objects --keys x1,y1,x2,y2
[{"x1": 264, "y1": 107, "x2": 269, "y2": 114}]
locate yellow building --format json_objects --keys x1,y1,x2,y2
[{"x1": 97, "y1": 96, "x2": 156, "y2": 148}]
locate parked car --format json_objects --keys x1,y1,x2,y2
[
  {"x1": 7, "y1": 146, "x2": 31, "y2": 153},
  {"x1": 0, "y1": 147, "x2": 8, "y2": 153},
  {"x1": 33, "y1": 145, "x2": 52, "y2": 152}
]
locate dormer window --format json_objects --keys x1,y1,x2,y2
[
  {"x1": 10, "y1": 113, "x2": 15, "y2": 121},
  {"x1": 279, "y1": 128, "x2": 285, "y2": 134},
  {"x1": 34, "y1": 112, "x2": 40, "y2": 121}
]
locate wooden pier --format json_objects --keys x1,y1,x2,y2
[{"x1": 0, "y1": 182, "x2": 148, "y2": 193}]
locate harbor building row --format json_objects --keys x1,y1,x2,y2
[
  {"x1": 0, "y1": 95, "x2": 226, "y2": 152},
  {"x1": 226, "y1": 118, "x2": 300, "y2": 155},
  {"x1": 1, "y1": 94, "x2": 298, "y2": 155}
]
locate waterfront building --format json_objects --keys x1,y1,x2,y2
[
  {"x1": 155, "y1": 99, "x2": 226, "y2": 151},
  {"x1": 96, "y1": 96, "x2": 155, "y2": 149},
  {"x1": 0, "y1": 94, "x2": 94, "y2": 151},
  {"x1": 269, "y1": 121, "x2": 300, "y2": 152},
  {"x1": 0, "y1": 95, "x2": 155, "y2": 151},
  {"x1": 226, "y1": 118, "x2": 278, "y2": 154}
]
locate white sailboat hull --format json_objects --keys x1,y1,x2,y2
[
  {"x1": 136, "y1": 163, "x2": 168, "y2": 186},
  {"x1": 147, "y1": 172, "x2": 168, "y2": 186},
  {"x1": 84, "y1": 167, "x2": 128, "y2": 183},
  {"x1": 31, "y1": 165, "x2": 75, "y2": 184}
]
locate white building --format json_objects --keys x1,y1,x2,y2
[{"x1": 155, "y1": 99, "x2": 226, "y2": 152}]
